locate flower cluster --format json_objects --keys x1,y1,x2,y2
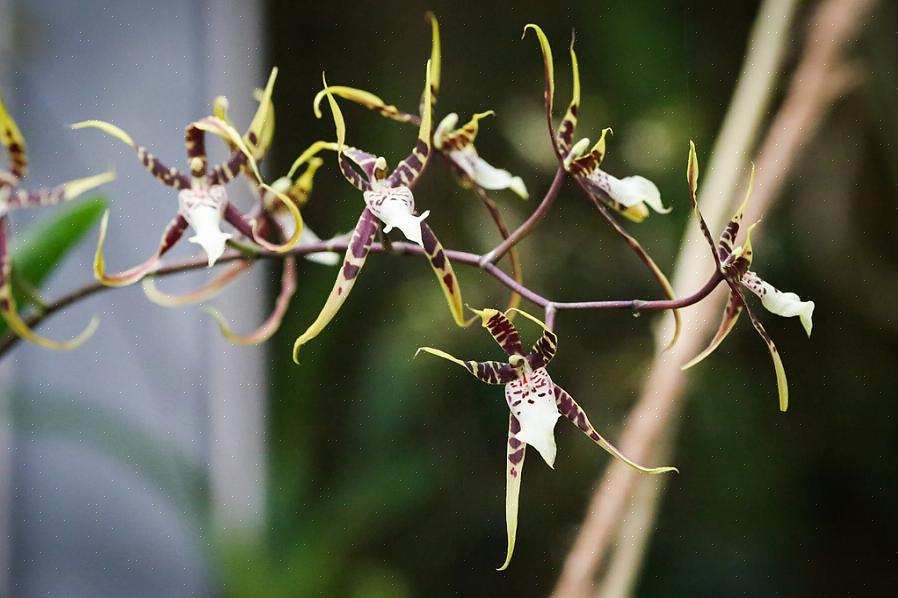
[{"x1": 0, "y1": 15, "x2": 815, "y2": 568}]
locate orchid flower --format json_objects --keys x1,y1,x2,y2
[
  {"x1": 72, "y1": 68, "x2": 303, "y2": 287},
  {"x1": 523, "y1": 25, "x2": 682, "y2": 348},
  {"x1": 0, "y1": 93, "x2": 113, "y2": 349},
  {"x1": 682, "y1": 143, "x2": 815, "y2": 411},
  {"x1": 292, "y1": 61, "x2": 470, "y2": 362},
  {"x1": 417, "y1": 307, "x2": 677, "y2": 569},
  {"x1": 309, "y1": 14, "x2": 528, "y2": 315}
]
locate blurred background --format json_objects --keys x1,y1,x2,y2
[{"x1": 1, "y1": 0, "x2": 896, "y2": 596}]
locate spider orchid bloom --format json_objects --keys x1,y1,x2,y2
[
  {"x1": 433, "y1": 111, "x2": 528, "y2": 199},
  {"x1": 0, "y1": 94, "x2": 113, "y2": 349},
  {"x1": 292, "y1": 62, "x2": 469, "y2": 362},
  {"x1": 682, "y1": 143, "x2": 815, "y2": 412},
  {"x1": 524, "y1": 25, "x2": 670, "y2": 223},
  {"x1": 72, "y1": 68, "x2": 303, "y2": 287},
  {"x1": 416, "y1": 307, "x2": 677, "y2": 569},
  {"x1": 523, "y1": 24, "x2": 681, "y2": 349}
]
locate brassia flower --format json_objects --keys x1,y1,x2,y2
[
  {"x1": 0, "y1": 93, "x2": 113, "y2": 349},
  {"x1": 140, "y1": 96, "x2": 339, "y2": 346},
  {"x1": 416, "y1": 307, "x2": 677, "y2": 569},
  {"x1": 72, "y1": 68, "x2": 303, "y2": 287},
  {"x1": 523, "y1": 25, "x2": 682, "y2": 348},
  {"x1": 292, "y1": 61, "x2": 471, "y2": 362},
  {"x1": 309, "y1": 13, "x2": 528, "y2": 314},
  {"x1": 682, "y1": 142, "x2": 815, "y2": 411}
]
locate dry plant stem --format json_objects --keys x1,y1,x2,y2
[
  {"x1": 552, "y1": 0, "x2": 873, "y2": 596},
  {"x1": 479, "y1": 167, "x2": 565, "y2": 265},
  {"x1": 0, "y1": 236, "x2": 724, "y2": 358}
]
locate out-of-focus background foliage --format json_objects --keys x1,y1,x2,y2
[{"x1": 3, "y1": 0, "x2": 897, "y2": 596}]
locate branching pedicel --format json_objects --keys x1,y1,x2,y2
[{"x1": 0, "y1": 15, "x2": 816, "y2": 568}]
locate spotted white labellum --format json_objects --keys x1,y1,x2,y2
[
  {"x1": 742, "y1": 271, "x2": 815, "y2": 337},
  {"x1": 505, "y1": 366, "x2": 560, "y2": 468},
  {"x1": 178, "y1": 185, "x2": 232, "y2": 266},
  {"x1": 362, "y1": 185, "x2": 429, "y2": 247},
  {"x1": 449, "y1": 147, "x2": 529, "y2": 199},
  {"x1": 590, "y1": 170, "x2": 669, "y2": 218}
]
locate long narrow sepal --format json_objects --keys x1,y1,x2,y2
[
  {"x1": 554, "y1": 384, "x2": 679, "y2": 474},
  {"x1": 719, "y1": 164, "x2": 755, "y2": 260},
  {"x1": 387, "y1": 60, "x2": 433, "y2": 188},
  {"x1": 313, "y1": 87, "x2": 419, "y2": 124},
  {"x1": 468, "y1": 306, "x2": 523, "y2": 355},
  {"x1": 497, "y1": 413, "x2": 526, "y2": 571},
  {"x1": 141, "y1": 260, "x2": 251, "y2": 307},
  {"x1": 420, "y1": 222, "x2": 469, "y2": 327},
  {"x1": 522, "y1": 24, "x2": 555, "y2": 125},
  {"x1": 687, "y1": 141, "x2": 721, "y2": 269},
  {"x1": 739, "y1": 287, "x2": 789, "y2": 412},
  {"x1": 292, "y1": 208, "x2": 378, "y2": 363},
  {"x1": 71, "y1": 120, "x2": 190, "y2": 189},
  {"x1": 94, "y1": 211, "x2": 188, "y2": 287},
  {"x1": 10, "y1": 170, "x2": 115, "y2": 210},
  {"x1": 0, "y1": 284, "x2": 98, "y2": 350},
  {"x1": 413, "y1": 346, "x2": 517, "y2": 384},
  {"x1": 556, "y1": 33, "x2": 580, "y2": 155},
  {"x1": 0, "y1": 94, "x2": 28, "y2": 181},
  {"x1": 681, "y1": 287, "x2": 744, "y2": 370},
  {"x1": 425, "y1": 12, "x2": 441, "y2": 101},
  {"x1": 205, "y1": 256, "x2": 297, "y2": 345}
]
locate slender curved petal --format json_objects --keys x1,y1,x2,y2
[
  {"x1": 205, "y1": 256, "x2": 297, "y2": 345},
  {"x1": 318, "y1": 77, "x2": 373, "y2": 192},
  {"x1": 687, "y1": 141, "x2": 721, "y2": 268},
  {"x1": 142, "y1": 260, "x2": 251, "y2": 307},
  {"x1": 8, "y1": 171, "x2": 115, "y2": 210},
  {"x1": 386, "y1": 60, "x2": 433, "y2": 188},
  {"x1": 681, "y1": 287, "x2": 744, "y2": 370},
  {"x1": 94, "y1": 211, "x2": 188, "y2": 287},
  {"x1": 313, "y1": 86, "x2": 418, "y2": 125},
  {"x1": 71, "y1": 120, "x2": 191, "y2": 190},
  {"x1": 292, "y1": 208, "x2": 379, "y2": 363},
  {"x1": 414, "y1": 346, "x2": 517, "y2": 384},
  {"x1": 556, "y1": 34, "x2": 580, "y2": 155},
  {"x1": 504, "y1": 308, "x2": 558, "y2": 370},
  {"x1": 420, "y1": 222, "x2": 469, "y2": 327},
  {"x1": 497, "y1": 413, "x2": 526, "y2": 571},
  {"x1": 553, "y1": 384, "x2": 678, "y2": 474},
  {"x1": 522, "y1": 24, "x2": 555, "y2": 132}
]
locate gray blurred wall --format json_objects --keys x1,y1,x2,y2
[{"x1": 0, "y1": 0, "x2": 267, "y2": 595}]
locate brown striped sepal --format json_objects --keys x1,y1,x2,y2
[
  {"x1": 0, "y1": 94, "x2": 28, "y2": 182},
  {"x1": 469, "y1": 307, "x2": 524, "y2": 355},
  {"x1": 386, "y1": 60, "x2": 433, "y2": 188},
  {"x1": 414, "y1": 346, "x2": 518, "y2": 385},
  {"x1": 420, "y1": 222, "x2": 468, "y2": 327},
  {"x1": 555, "y1": 35, "x2": 581, "y2": 156},
  {"x1": 72, "y1": 120, "x2": 191, "y2": 190},
  {"x1": 498, "y1": 413, "x2": 526, "y2": 571},
  {"x1": 433, "y1": 111, "x2": 493, "y2": 152},
  {"x1": 94, "y1": 211, "x2": 188, "y2": 287},
  {"x1": 292, "y1": 208, "x2": 379, "y2": 363},
  {"x1": 686, "y1": 141, "x2": 721, "y2": 268},
  {"x1": 681, "y1": 288, "x2": 744, "y2": 371},
  {"x1": 553, "y1": 384, "x2": 678, "y2": 474}
]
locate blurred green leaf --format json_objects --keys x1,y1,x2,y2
[{"x1": 0, "y1": 196, "x2": 106, "y2": 335}]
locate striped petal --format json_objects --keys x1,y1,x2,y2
[
  {"x1": 94, "y1": 211, "x2": 188, "y2": 287},
  {"x1": 554, "y1": 384, "x2": 678, "y2": 474},
  {"x1": 205, "y1": 255, "x2": 297, "y2": 345},
  {"x1": 687, "y1": 141, "x2": 721, "y2": 269},
  {"x1": 718, "y1": 164, "x2": 755, "y2": 261},
  {"x1": 7, "y1": 171, "x2": 114, "y2": 210},
  {"x1": 434, "y1": 111, "x2": 492, "y2": 152},
  {"x1": 566, "y1": 129, "x2": 611, "y2": 177},
  {"x1": 414, "y1": 346, "x2": 517, "y2": 384},
  {"x1": 420, "y1": 222, "x2": 468, "y2": 327},
  {"x1": 469, "y1": 307, "x2": 524, "y2": 355},
  {"x1": 72, "y1": 120, "x2": 191, "y2": 190},
  {"x1": 502, "y1": 308, "x2": 558, "y2": 370},
  {"x1": 522, "y1": 24, "x2": 555, "y2": 134},
  {"x1": 318, "y1": 76, "x2": 373, "y2": 192},
  {"x1": 292, "y1": 208, "x2": 379, "y2": 363},
  {"x1": 0, "y1": 94, "x2": 28, "y2": 181},
  {"x1": 742, "y1": 271, "x2": 814, "y2": 337},
  {"x1": 386, "y1": 60, "x2": 433, "y2": 188},
  {"x1": 681, "y1": 286, "x2": 744, "y2": 370},
  {"x1": 497, "y1": 413, "x2": 526, "y2": 571},
  {"x1": 556, "y1": 34, "x2": 580, "y2": 156}
]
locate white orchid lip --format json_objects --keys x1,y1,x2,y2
[
  {"x1": 505, "y1": 367, "x2": 560, "y2": 468},
  {"x1": 742, "y1": 271, "x2": 815, "y2": 336},
  {"x1": 450, "y1": 147, "x2": 529, "y2": 199},
  {"x1": 363, "y1": 185, "x2": 429, "y2": 247},
  {"x1": 178, "y1": 185, "x2": 232, "y2": 266}
]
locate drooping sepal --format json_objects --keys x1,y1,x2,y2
[
  {"x1": 497, "y1": 413, "x2": 526, "y2": 571},
  {"x1": 292, "y1": 208, "x2": 379, "y2": 363},
  {"x1": 681, "y1": 287, "x2": 744, "y2": 370},
  {"x1": 553, "y1": 384, "x2": 678, "y2": 474},
  {"x1": 142, "y1": 260, "x2": 251, "y2": 307},
  {"x1": 94, "y1": 211, "x2": 188, "y2": 287},
  {"x1": 420, "y1": 222, "x2": 468, "y2": 327},
  {"x1": 414, "y1": 346, "x2": 518, "y2": 384},
  {"x1": 738, "y1": 288, "x2": 790, "y2": 412}
]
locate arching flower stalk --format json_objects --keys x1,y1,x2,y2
[
  {"x1": 0, "y1": 94, "x2": 113, "y2": 349},
  {"x1": 292, "y1": 60, "x2": 470, "y2": 362},
  {"x1": 682, "y1": 143, "x2": 815, "y2": 411},
  {"x1": 416, "y1": 307, "x2": 677, "y2": 569},
  {"x1": 311, "y1": 13, "x2": 528, "y2": 313},
  {"x1": 523, "y1": 24, "x2": 682, "y2": 348},
  {"x1": 72, "y1": 68, "x2": 302, "y2": 288}
]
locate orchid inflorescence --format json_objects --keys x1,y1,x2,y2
[{"x1": 0, "y1": 16, "x2": 816, "y2": 568}]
